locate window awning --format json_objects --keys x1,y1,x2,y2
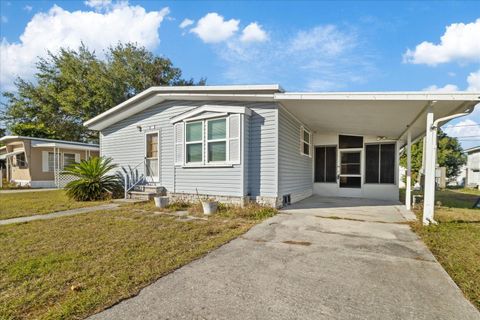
[{"x1": 0, "y1": 149, "x2": 25, "y2": 160}]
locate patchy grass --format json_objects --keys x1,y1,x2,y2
[
  {"x1": 407, "y1": 188, "x2": 480, "y2": 310},
  {"x1": 0, "y1": 190, "x2": 109, "y2": 220},
  {"x1": 0, "y1": 201, "x2": 276, "y2": 319},
  {"x1": 400, "y1": 188, "x2": 479, "y2": 209}
]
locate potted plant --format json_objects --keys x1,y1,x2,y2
[
  {"x1": 154, "y1": 196, "x2": 169, "y2": 208},
  {"x1": 201, "y1": 198, "x2": 218, "y2": 215},
  {"x1": 196, "y1": 189, "x2": 217, "y2": 215}
]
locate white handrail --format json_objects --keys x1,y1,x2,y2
[{"x1": 124, "y1": 157, "x2": 157, "y2": 199}]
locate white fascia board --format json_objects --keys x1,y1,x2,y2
[
  {"x1": 31, "y1": 141, "x2": 100, "y2": 151},
  {"x1": 170, "y1": 105, "x2": 252, "y2": 124},
  {"x1": 0, "y1": 135, "x2": 98, "y2": 147},
  {"x1": 86, "y1": 93, "x2": 272, "y2": 130},
  {"x1": 275, "y1": 92, "x2": 480, "y2": 101},
  {"x1": 149, "y1": 84, "x2": 282, "y2": 92}
]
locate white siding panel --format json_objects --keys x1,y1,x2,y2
[{"x1": 278, "y1": 107, "x2": 313, "y2": 202}]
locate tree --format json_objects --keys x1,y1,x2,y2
[
  {"x1": 400, "y1": 129, "x2": 466, "y2": 185},
  {"x1": 1, "y1": 43, "x2": 205, "y2": 142}
]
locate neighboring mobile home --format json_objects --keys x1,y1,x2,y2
[
  {"x1": 84, "y1": 85, "x2": 479, "y2": 215},
  {"x1": 0, "y1": 136, "x2": 99, "y2": 188},
  {"x1": 465, "y1": 146, "x2": 480, "y2": 188}
]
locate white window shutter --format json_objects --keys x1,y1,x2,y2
[
  {"x1": 42, "y1": 151, "x2": 49, "y2": 172},
  {"x1": 75, "y1": 153, "x2": 80, "y2": 163},
  {"x1": 229, "y1": 114, "x2": 241, "y2": 164},
  {"x1": 174, "y1": 123, "x2": 184, "y2": 165}
]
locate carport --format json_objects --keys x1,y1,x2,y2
[{"x1": 276, "y1": 92, "x2": 480, "y2": 224}]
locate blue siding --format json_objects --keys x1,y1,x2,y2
[
  {"x1": 100, "y1": 100, "x2": 279, "y2": 198},
  {"x1": 278, "y1": 107, "x2": 313, "y2": 202}
]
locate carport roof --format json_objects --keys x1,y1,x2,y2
[{"x1": 84, "y1": 85, "x2": 479, "y2": 144}]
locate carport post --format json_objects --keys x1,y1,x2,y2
[
  {"x1": 422, "y1": 104, "x2": 436, "y2": 225},
  {"x1": 406, "y1": 130, "x2": 412, "y2": 211}
]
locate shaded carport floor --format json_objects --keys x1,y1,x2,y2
[{"x1": 90, "y1": 196, "x2": 479, "y2": 320}]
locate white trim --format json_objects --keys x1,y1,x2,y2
[
  {"x1": 275, "y1": 92, "x2": 480, "y2": 101},
  {"x1": 0, "y1": 135, "x2": 98, "y2": 148},
  {"x1": 145, "y1": 130, "x2": 160, "y2": 181},
  {"x1": 171, "y1": 105, "x2": 251, "y2": 124},
  {"x1": 300, "y1": 126, "x2": 312, "y2": 157},
  {"x1": 206, "y1": 117, "x2": 228, "y2": 164}
]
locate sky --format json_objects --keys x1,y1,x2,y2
[{"x1": 0, "y1": 0, "x2": 479, "y2": 147}]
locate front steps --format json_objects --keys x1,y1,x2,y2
[{"x1": 128, "y1": 185, "x2": 166, "y2": 201}]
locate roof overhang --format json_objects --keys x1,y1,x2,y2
[
  {"x1": 275, "y1": 92, "x2": 479, "y2": 146},
  {"x1": 0, "y1": 149, "x2": 25, "y2": 160},
  {"x1": 83, "y1": 86, "x2": 480, "y2": 146},
  {"x1": 31, "y1": 141, "x2": 99, "y2": 151},
  {"x1": 0, "y1": 136, "x2": 99, "y2": 149}
]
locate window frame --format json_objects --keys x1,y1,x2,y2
[
  {"x1": 206, "y1": 117, "x2": 228, "y2": 163},
  {"x1": 47, "y1": 152, "x2": 59, "y2": 172},
  {"x1": 301, "y1": 126, "x2": 311, "y2": 157},
  {"x1": 314, "y1": 145, "x2": 337, "y2": 183},
  {"x1": 62, "y1": 152, "x2": 76, "y2": 170},
  {"x1": 184, "y1": 120, "x2": 204, "y2": 164},
  {"x1": 14, "y1": 152, "x2": 27, "y2": 168},
  {"x1": 364, "y1": 142, "x2": 396, "y2": 185}
]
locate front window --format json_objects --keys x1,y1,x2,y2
[
  {"x1": 207, "y1": 118, "x2": 227, "y2": 162},
  {"x1": 62, "y1": 153, "x2": 76, "y2": 169},
  {"x1": 48, "y1": 152, "x2": 59, "y2": 172},
  {"x1": 301, "y1": 127, "x2": 311, "y2": 156},
  {"x1": 365, "y1": 143, "x2": 395, "y2": 184},
  {"x1": 15, "y1": 152, "x2": 27, "y2": 168},
  {"x1": 185, "y1": 121, "x2": 203, "y2": 163}
]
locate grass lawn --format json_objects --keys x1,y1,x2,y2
[
  {"x1": 0, "y1": 190, "x2": 110, "y2": 220},
  {"x1": 0, "y1": 201, "x2": 276, "y2": 319},
  {"x1": 407, "y1": 188, "x2": 480, "y2": 310}
]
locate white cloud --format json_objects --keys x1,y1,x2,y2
[
  {"x1": 240, "y1": 22, "x2": 267, "y2": 43},
  {"x1": 190, "y1": 12, "x2": 239, "y2": 43},
  {"x1": 23, "y1": 5, "x2": 33, "y2": 12},
  {"x1": 403, "y1": 18, "x2": 480, "y2": 66},
  {"x1": 218, "y1": 24, "x2": 373, "y2": 91},
  {"x1": 467, "y1": 69, "x2": 480, "y2": 92},
  {"x1": 423, "y1": 84, "x2": 459, "y2": 92},
  {"x1": 443, "y1": 118, "x2": 480, "y2": 143},
  {"x1": 84, "y1": 0, "x2": 112, "y2": 9},
  {"x1": 0, "y1": 3, "x2": 169, "y2": 90},
  {"x1": 179, "y1": 18, "x2": 194, "y2": 29}
]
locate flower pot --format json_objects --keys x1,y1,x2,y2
[
  {"x1": 201, "y1": 201, "x2": 218, "y2": 215},
  {"x1": 154, "y1": 196, "x2": 169, "y2": 208}
]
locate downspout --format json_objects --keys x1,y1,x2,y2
[{"x1": 424, "y1": 106, "x2": 474, "y2": 225}]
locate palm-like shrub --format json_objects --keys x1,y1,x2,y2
[{"x1": 64, "y1": 157, "x2": 122, "y2": 201}]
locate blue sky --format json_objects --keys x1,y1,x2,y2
[{"x1": 1, "y1": 0, "x2": 479, "y2": 147}]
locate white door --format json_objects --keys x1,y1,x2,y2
[
  {"x1": 338, "y1": 150, "x2": 362, "y2": 197},
  {"x1": 145, "y1": 132, "x2": 159, "y2": 183}
]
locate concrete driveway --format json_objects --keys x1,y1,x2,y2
[{"x1": 91, "y1": 196, "x2": 479, "y2": 320}]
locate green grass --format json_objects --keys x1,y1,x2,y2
[
  {"x1": 0, "y1": 190, "x2": 109, "y2": 220},
  {"x1": 406, "y1": 188, "x2": 480, "y2": 310},
  {"x1": 0, "y1": 201, "x2": 276, "y2": 319}
]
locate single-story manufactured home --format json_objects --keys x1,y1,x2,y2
[
  {"x1": 0, "y1": 136, "x2": 99, "y2": 188},
  {"x1": 84, "y1": 85, "x2": 479, "y2": 224},
  {"x1": 465, "y1": 146, "x2": 480, "y2": 188}
]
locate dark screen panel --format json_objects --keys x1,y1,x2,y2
[
  {"x1": 365, "y1": 144, "x2": 380, "y2": 183},
  {"x1": 314, "y1": 147, "x2": 325, "y2": 183},
  {"x1": 339, "y1": 135, "x2": 363, "y2": 149},
  {"x1": 380, "y1": 144, "x2": 395, "y2": 184},
  {"x1": 325, "y1": 146, "x2": 337, "y2": 182},
  {"x1": 339, "y1": 176, "x2": 361, "y2": 188}
]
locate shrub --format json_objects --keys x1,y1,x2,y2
[{"x1": 63, "y1": 157, "x2": 122, "y2": 201}]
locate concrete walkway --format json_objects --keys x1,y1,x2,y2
[
  {"x1": 90, "y1": 196, "x2": 479, "y2": 320},
  {"x1": 0, "y1": 203, "x2": 120, "y2": 226}
]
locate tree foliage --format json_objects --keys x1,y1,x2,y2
[
  {"x1": 400, "y1": 129, "x2": 466, "y2": 184},
  {"x1": 1, "y1": 43, "x2": 205, "y2": 142}
]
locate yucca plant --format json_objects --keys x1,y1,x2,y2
[{"x1": 64, "y1": 157, "x2": 122, "y2": 201}]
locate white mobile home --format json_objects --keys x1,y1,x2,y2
[
  {"x1": 84, "y1": 85, "x2": 479, "y2": 222},
  {"x1": 465, "y1": 146, "x2": 480, "y2": 188}
]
